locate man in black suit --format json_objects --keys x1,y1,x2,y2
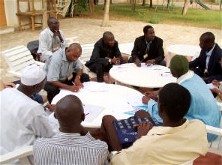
[
  {"x1": 129, "y1": 25, "x2": 166, "y2": 66},
  {"x1": 189, "y1": 32, "x2": 222, "y2": 83},
  {"x1": 85, "y1": 31, "x2": 124, "y2": 82}
]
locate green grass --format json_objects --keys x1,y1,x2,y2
[{"x1": 82, "y1": 3, "x2": 221, "y2": 29}]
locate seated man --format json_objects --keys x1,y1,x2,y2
[
  {"x1": 0, "y1": 64, "x2": 55, "y2": 155},
  {"x1": 143, "y1": 55, "x2": 221, "y2": 141},
  {"x1": 211, "y1": 79, "x2": 222, "y2": 102},
  {"x1": 44, "y1": 43, "x2": 90, "y2": 103},
  {"x1": 33, "y1": 95, "x2": 109, "y2": 165},
  {"x1": 37, "y1": 17, "x2": 66, "y2": 62},
  {"x1": 102, "y1": 83, "x2": 208, "y2": 165},
  {"x1": 128, "y1": 25, "x2": 166, "y2": 66},
  {"x1": 189, "y1": 32, "x2": 222, "y2": 83},
  {"x1": 85, "y1": 31, "x2": 124, "y2": 82}
]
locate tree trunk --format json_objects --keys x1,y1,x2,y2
[
  {"x1": 182, "y1": 0, "x2": 189, "y2": 15},
  {"x1": 142, "y1": 0, "x2": 145, "y2": 6},
  {"x1": 167, "y1": 0, "x2": 170, "y2": 8},
  {"x1": 89, "y1": 0, "x2": 94, "y2": 14},
  {"x1": 101, "y1": 0, "x2": 110, "y2": 27},
  {"x1": 132, "y1": 0, "x2": 136, "y2": 11},
  {"x1": 149, "y1": 0, "x2": 153, "y2": 8}
]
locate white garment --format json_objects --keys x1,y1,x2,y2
[
  {"x1": 0, "y1": 88, "x2": 55, "y2": 155},
  {"x1": 205, "y1": 44, "x2": 215, "y2": 70},
  {"x1": 37, "y1": 28, "x2": 66, "y2": 62}
]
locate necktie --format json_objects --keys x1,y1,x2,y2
[{"x1": 205, "y1": 52, "x2": 211, "y2": 70}]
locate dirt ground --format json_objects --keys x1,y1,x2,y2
[{"x1": 0, "y1": 17, "x2": 221, "y2": 82}]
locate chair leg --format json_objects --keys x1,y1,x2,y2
[
  {"x1": 31, "y1": 16, "x2": 35, "y2": 31},
  {"x1": 18, "y1": 16, "x2": 22, "y2": 31}
]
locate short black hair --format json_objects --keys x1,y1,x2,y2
[
  {"x1": 143, "y1": 25, "x2": 153, "y2": 34},
  {"x1": 159, "y1": 83, "x2": 191, "y2": 122},
  {"x1": 103, "y1": 31, "x2": 114, "y2": 40},
  {"x1": 200, "y1": 32, "x2": 215, "y2": 44}
]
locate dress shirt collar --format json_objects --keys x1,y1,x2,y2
[
  {"x1": 206, "y1": 44, "x2": 215, "y2": 57},
  {"x1": 47, "y1": 27, "x2": 54, "y2": 37},
  {"x1": 62, "y1": 48, "x2": 68, "y2": 62},
  {"x1": 177, "y1": 70, "x2": 194, "y2": 84}
]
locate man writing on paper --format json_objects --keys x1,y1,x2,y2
[{"x1": 44, "y1": 43, "x2": 89, "y2": 103}]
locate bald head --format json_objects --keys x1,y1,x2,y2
[
  {"x1": 66, "y1": 43, "x2": 82, "y2": 62},
  {"x1": 55, "y1": 95, "x2": 84, "y2": 130}
]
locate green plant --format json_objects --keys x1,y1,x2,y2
[{"x1": 91, "y1": 4, "x2": 221, "y2": 29}]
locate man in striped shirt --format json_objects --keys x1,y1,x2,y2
[{"x1": 33, "y1": 95, "x2": 109, "y2": 165}]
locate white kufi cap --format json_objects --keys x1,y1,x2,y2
[{"x1": 21, "y1": 64, "x2": 46, "y2": 86}]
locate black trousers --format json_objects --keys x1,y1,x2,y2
[
  {"x1": 44, "y1": 73, "x2": 90, "y2": 103},
  {"x1": 87, "y1": 63, "x2": 113, "y2": 82}
]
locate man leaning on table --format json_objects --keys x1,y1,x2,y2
[
  {"x1": 0, "y1": 64, "x2": 55, "y2": 156},
  {"x1": 128, "y1": 25, "x2": 166, "y2": 67},
  {"x1": 189, "y1": 32, "x2": 222, "y2": 83},
  {"x1": 142, "y1": 55, "x2": 221, "y2": 142},
  {"x1": 44, "y1": 43, "x2": 90, "y2": 103},
  {"x1": 34, "y1": 95, "x2": 109, "y2": 165}
]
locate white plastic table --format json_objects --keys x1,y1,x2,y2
[
  {"x1": 109, "y1": 63, "x2": 177, "y2": 88},
  {"x1": 167, "y1": 44, "x2": 200, "y2": 57},
  {"x1": 49, "y1": 81, "x2": 145, "y2": 129},
  {"x1": 167, "y1": 44, "x2": 201, "y2": 65}
]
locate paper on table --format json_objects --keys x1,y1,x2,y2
[
  {"x1": 207, "y1": 83, "x2": 218, "y2": 89},
  {"x1": 126, "y1": 93, "x2": 144, "y2": 106},
  {"x1": 124, "y1": 105, "x2": 148, "y2": 116},
  {"x1": 84, "y1": 82, "x2": 109, "y2": 92},
  {"x1": 83, "y1": 104, "x2": 104, "y2": 122}
]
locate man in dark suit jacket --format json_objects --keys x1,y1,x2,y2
[
  {"x1": 129, "y1": 25, "x2": 166, "y2": 66},
  {"x1": 85, "y1": 31, "x2": 124, "y2": 82},
  {"x1": 189, "y1": 32, "x2": 222, "y2": 83}
]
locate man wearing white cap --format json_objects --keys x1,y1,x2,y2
[{"x1": 0, "y1": 64, "x2": 55, "y2": 156}]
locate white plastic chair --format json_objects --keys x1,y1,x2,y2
[
  {"x1": 65, "y1": 36, "x2": 79, "y2": 47},
  {"x1": 0, "y1": 146, "x2": 33, "y2": 165},
  {"x1": 80, "y1": 44, "x2": 96, "y2": 78},
  {"x1": 1, "y1": 45, "x2": 44, "y2": 77}
]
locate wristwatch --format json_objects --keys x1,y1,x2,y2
[{"x1": 108, "y1": 58, "x2": 112, "y2": 64}]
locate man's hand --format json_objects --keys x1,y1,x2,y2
[
  {"x1": 135, "y1": 58, "x2": 141, "y2": 67},
  {"x1": 112, "y1": 57, "x2": 120, "y2": 65},
  {"x1": 44, "y1": 103, "x2": 56, "y2": 112},
  {"x1": 142, "y1": 95, "x2": 150, "y2": 104},
  {"x1": 144, "y1": 91, "x2": 158, "y2": 101},
  {"x1": 74, "y1": 76, "x2": 84, "y2": 88},
  {"x1": 53, "y1": 30, "x2": 63, "y2": 43},
  {"x1": 212, "y1": 80, "x2": 220, "y2": 87},
  {"x1": 135, "y1": 122, "x2": 153, "y2": 139},
  {"x1": 69, "y1": 85, "x2": 80, "y2": 92},
  {"x1": 146, "y1": 59, "x2": 155, "y2": 66}
]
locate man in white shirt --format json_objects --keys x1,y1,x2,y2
[
  {"x1": 37, "y1": 17, "x2": 66, "y2": 62},
  {"x1": 0, "y1": 64, "x2": 55, "y2": 155}
]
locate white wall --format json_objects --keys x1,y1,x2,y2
[
  {"x1": 4, "y1": 0, "x2": 18, "y2": 27},
  {"x1": 4, "y1": 0, "x2": 44, "y2": 29}
]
